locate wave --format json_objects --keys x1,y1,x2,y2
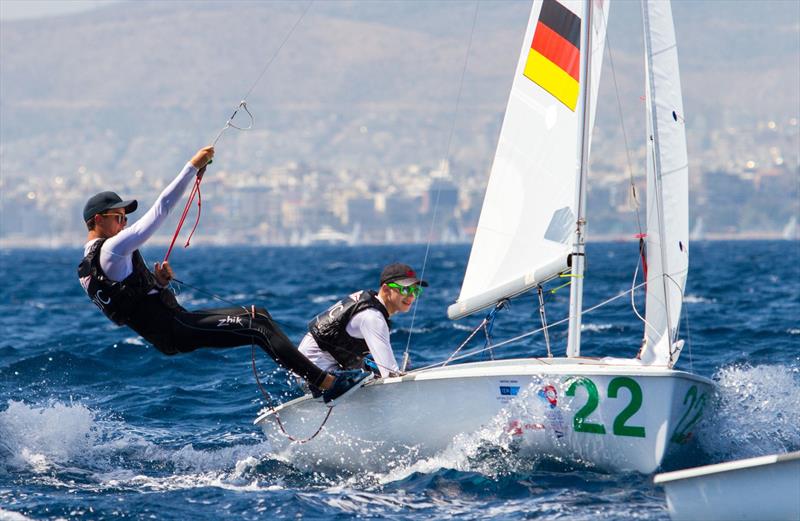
[
  {"x1": 684, "y1": 294, "x2": 714, "y2": 304},
  {"x1": 0, "y1": 509, "x2": 35, "y2": 521},
  {"x1": 0, "y1": 400, "x2": 100, "y2": 474},
  {"x1": 697, "y1": 363, "x2": 800, "y2": 461},
  {"x1": 451, "y1": 323, "x2": 475, "y2": 332},
  {"x1": 580, "y1": 323, "x2": 613, "y2": 333},
  {"x1": 311, "y1": 295, "x2": 339, "y2": 304},
  {"x1": 0, "y1": 400, "x2": 277, "y2": 493},
  {"x1": 392, "y1": 325, "x2": 435, "y2": 335}
]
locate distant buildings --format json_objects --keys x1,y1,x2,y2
[{"x1": 1, "y1": 116, "x2": 797, "y2": 247}]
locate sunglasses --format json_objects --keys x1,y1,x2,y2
[
  {"x1": 100, "y1": 213, "x2": 127, "y2": 224},
  {"x1": 387, "y1": 282, "x2": 423, "y2": 298}
]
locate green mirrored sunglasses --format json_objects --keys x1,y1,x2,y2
[{"x1": 387, "y1": 282, "x2": 423, "y2": 297}]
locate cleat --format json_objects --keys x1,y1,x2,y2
[{"x1": 322, "y1": 370, "x2": 373, "y2": 406}]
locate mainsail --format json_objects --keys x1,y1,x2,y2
[
  {"x1": 448, "y1": 0, "x2": 610, "y2": 320},
  {"x1": 640, "y1": 0, "x2": 689, "y2": 366}
]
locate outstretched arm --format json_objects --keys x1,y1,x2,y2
[
  {"x1": 106, "y1": 147, "x2": 214, "y2": 257},
  {"x1": 100, "y1": 147, "x2": 214, "y2": 281}
]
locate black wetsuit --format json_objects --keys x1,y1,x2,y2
[{"x1": 79, "y1": 239, "x2": 328, "y2": 388}]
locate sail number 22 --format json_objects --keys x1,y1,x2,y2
[{"x1": 566, "y1": 377, "x2": 646, "y2": 438}]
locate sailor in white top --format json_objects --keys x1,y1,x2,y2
[{"x1": 300, "y1": 263, "x2": 428, "y2": 380}]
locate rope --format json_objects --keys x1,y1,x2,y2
[
  {"x1": 403, "y1": 1, "x2": 481, "y2": 370},
  {"x1": 170, "y1": 279, "x2": 332, "y2": 442},
  {"x1": 630, "y1": 250, "x2": 653, "y2": 348},
  {"x1": 413, "y1": 281, "x2": 647, "y2": 373},
  {"x1": 164, "y1": 174, "x2": 204, "y2": 262},
  {"x1": 482, "y1": 299, "x2": 507, "y2": 359},
  {"x1": 251, "y1": 342, "x2": 332, "y2": 444},
  {"x1": 171, "y1": 278, "x2": 249, "y2": 311},
  {"x1": 443, "y1": 316, "x2": 488, "y2": 367},
  {"x1": 607, "y1": 20, "x2": 662, "y2": 345},
  {"x1": 683, "y1": 287, "x2": 695, "y2": 373},
  {"x1": 537, "y1": 286, "x2": 552, "y2": 358},
  {"x1": 163, "y1": 1, "x2": 315, "y2": 262},
  {"x1": 605, "y1": 28, "x2": 643, "y2": 235}
]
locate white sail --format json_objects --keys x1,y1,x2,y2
[
  {"x1": 448, "y1": 0, "x2": 609, "y2": 320},
  {"x1": 640, "y1": 0, "x2": 689, "y2": 366}
]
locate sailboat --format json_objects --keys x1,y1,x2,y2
[
  {"x1": 655, "y1": 451, "x2": 800, "y2": 521},
  {"x1": 782, "y1": 216, "x2": 798, "y2": 240},
  {"x1": 689, "y1": 217, "x2": 704, "y2": 241},
  {"x1": 255, "y1": 0, "x2": 713, "y2": 474}
]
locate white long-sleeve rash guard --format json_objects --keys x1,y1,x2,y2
[
  {"x1": 299, "y1": 304, "x2": 400, "y2": 378},
  {"x1": 81, "y1": 162, "x2": 199, "y2": 288}
]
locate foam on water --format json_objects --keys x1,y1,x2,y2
[
  {"x1": 451, "y1": 323, "x2": 475, "y2": 332},
  {"x1": 121, "y1": 336, "x2": 145, "y2": 346},
  {"x1": 311, "y1": 295, "x2": 340, "y2": 304},
  {"x1": 698, "y1": 363, "x2": 800, "y2": 460},
  {"x1": 0, "y1": 400, "x2": 99, "y2": 473},
  {"x1": 372, "y1": 382, "x2": 559, "y2": 485},
  {"x1": 581, "y1": 323, "x2": 613, "y2": 333},
  {"x1": 683, "y1": 294, "x2": 713, "y2": 304},
  {"x1": 99, "y1": 454, "x2": 274, "y2": 494},
  {"x1": 0, "y1": 400, "x2": 278, "y2": 493},
  {"x1": 304, "y1": 487, "x2": 436, "y2": 516},
  {"x1": 0, "y1": 509, "x2": 35, "y2": 521}
]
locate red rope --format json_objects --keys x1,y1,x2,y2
[
  {"x1": 164, "y1": 174, "x2": 203, "y2": 263},
  {"x1": 251, "y1": 342, "x2": 332, "y2": 444},
  {"x1": 184, "y1": 183, "x2": 202, "y2": 249},
  {"x1": 635, "y1": 233, "x2": 648, "y2": 287}
]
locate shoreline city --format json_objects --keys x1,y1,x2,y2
[{"x1": 1, "y1": 114, "x2": 797, "y2": 250}]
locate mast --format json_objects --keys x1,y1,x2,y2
[{"x1": 566, "y1": 0, "x2": 593, "y2": 358}]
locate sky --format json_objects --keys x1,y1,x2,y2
[{"x1": 0, "y1": 0, "x2": 118, "y2": 21}]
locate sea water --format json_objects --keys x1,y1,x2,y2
[{"x1": 1, "y1": 241, "x2": 798, "y2": 520}]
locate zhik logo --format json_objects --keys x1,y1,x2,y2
[{"x1": 217, "y1": 315, "x2": 243, "y2": 327}]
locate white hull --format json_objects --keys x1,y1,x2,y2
[
  {"x1": 256, "y1": 358, "x2": 713, "y2": 473},
  {"x1": 655, "y1": 451, "x2": 800, "y2": 521}
]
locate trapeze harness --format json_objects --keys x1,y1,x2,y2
[
  {"x1": 78, "y1": 238, "x2": 179, "y2": 327},
  {"x1": 308, "y1": 290, "x2": 391, "y2": 371}
]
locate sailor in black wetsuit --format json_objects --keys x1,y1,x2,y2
[{"x1": 77, "y1": 146, "x2": 369, "y2": 404}]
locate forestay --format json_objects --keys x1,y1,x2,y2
[
  {"x1": 448, "y1": 0, "x2": 610, "y2": 320},
  {"x1": 640, "y1": 0, "x2": 689, "y2": 366}
]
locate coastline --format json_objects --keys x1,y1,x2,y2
[{"x1": 1, "y1": 231, "x2": 797, "y2": 250}]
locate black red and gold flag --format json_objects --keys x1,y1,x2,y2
[{"x1": 523, "y1": 0, "x2": 582, "y2": 111}]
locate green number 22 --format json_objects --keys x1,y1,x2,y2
[{"x1": 566, "y1": 377, "x2": 646, "y2": 438}]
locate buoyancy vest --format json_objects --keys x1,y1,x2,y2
[
  {"x1": 77, "y1": 239, "x2": 161, "y2": 325},
  {"x1": 308, "y1": 289, "x2": 391, "y2": 370}
]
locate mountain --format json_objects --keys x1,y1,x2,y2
[{"x1": 1, "y1": 0, "x2": 798, "y2": 241}]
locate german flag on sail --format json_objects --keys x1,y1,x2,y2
[{"x1": 523, "y1": 0, "x2": 581, "y2": 111}]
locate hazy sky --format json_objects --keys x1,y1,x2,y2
[{"x1": 0, "y1": 0, "x2": 118, "y2": 21}]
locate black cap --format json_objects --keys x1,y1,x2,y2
[
  {"x1": 83, "y1": 191, "x2": 138, "y2": 222},
  {"x1": 380, "y1": 263, "x2": 428, "y2": 287}
]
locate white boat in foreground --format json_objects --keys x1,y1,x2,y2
[
  {"x1": 654, "y1": 451, "x2": 800, "y2": 521},
  {"x1": 257, "y1": 358, "x2": 711, "y2": 473},
  {"x1": 257, "y1": 0, "x2": 714, "y2": 474}
]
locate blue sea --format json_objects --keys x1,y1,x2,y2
[{"x1": 1, "y1": 241, "x2": 798, "y2": 520}]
